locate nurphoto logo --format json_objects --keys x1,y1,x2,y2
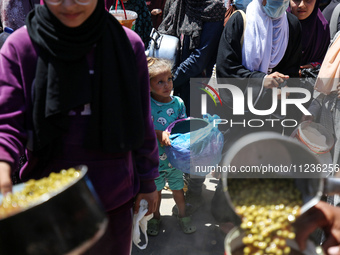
[{"x1": 193, "y1": 79, "x2": 312, "y2": 129}]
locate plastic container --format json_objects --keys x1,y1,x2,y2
[
  {"x1": 110, "y1": 10, "x2": 138, "y2": 30},
  {"x1": 296, "y1": 121, "x2": 334, "y2": 154},
  {"x1": 293, "y1": 121, "x2": 334, "y2": 167}
]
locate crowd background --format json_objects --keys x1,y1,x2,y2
[{"x1": 1, "y1": 0, "x2": 340, "y2": 254}]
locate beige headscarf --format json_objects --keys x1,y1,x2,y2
[{"x1": 314, "y1": 34, "x2": 340, "y2": 95}]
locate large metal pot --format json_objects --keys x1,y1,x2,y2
[
  {"x1": 221, "y1": 132, "x2": 340, "y2": 219},
  {"x1": 224, "y1": 227, "x2": 323, "y2": 255},
  {"x1": 145, "y1": 28, "x2": 180, "y2": 68},
  {"x1": 0, "y1": 165, "x2": 108, "y2": 255}
]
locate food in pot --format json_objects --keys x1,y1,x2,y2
[
  {"x1": 231, "y1": 246, "x2": 305, "y2": 255},
  {"x1": 228, "y1": 178, "x2": 303, "y2": 254},
  {"x1": 0, "y1": 168, "x2": 81, "y2": 219}
]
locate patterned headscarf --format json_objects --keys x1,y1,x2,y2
[
  {"x1": 159, "y1": 0, "x2": 226, "y2": 50},
  {"x1": 0, "y1": 0, "x2": 39, "y2": 30}
]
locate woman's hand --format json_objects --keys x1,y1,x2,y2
[
  {"x1": 151, "y1": 9, "x2": 162, "y2": 15},
  {"x1": 134, "y1": 190, "x2": 158, "y2": 216},
  {"x1": 0, "y1": 161, "x2": 12, "y2": 195},
  {"x1": 155, "y1": 130, "x2": 171, "y2": 146},
  {"x1": 263, "y1": 72, "x2": 289, "y2": 89}
]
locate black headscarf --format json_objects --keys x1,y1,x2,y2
[
  {"x1": 158, "y1": 0, "x2": 226, "y2": 50},
  {"x1": 26, "y1": 0, "x2": 144, "y2": 159},
  {"x1": 288, "y1": 0, "x2": 330, "y2": 65}
]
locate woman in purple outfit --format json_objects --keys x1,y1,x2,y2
[
  {"x1": 0, "y1": 0, "x2": 159, "y2": 254},
  {"x1": 289, "y1": 0, "x2": 330, "y2": 72}
]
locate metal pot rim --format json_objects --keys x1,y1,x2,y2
[
  {"x1": 0, "y1": 165, "x2": 88, "y2": 220},
  {"x1": 224, "y1": 227, "x2": 324, "y2": 255}
]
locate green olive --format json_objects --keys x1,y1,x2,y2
[
  {"x1": 0, "y1": 168, "x2": 81, "y2": 219},
  {"x1": 228, "y1": 178, "x2": 302, "y2": 254}
]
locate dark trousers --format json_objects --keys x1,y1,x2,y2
[{"x1": 185, "y1": 173, "x2": 205, "y2": 196}]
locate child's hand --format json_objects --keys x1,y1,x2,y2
[
  {"x1": 155, "y1": 130, "x2": 171, "y2": 146},
  {"x1": 263, "y1": 72, "x2": 289, "y2": 89},
  {"x1": 160, "y1": 131, "x2": 171, "y2": 146}
]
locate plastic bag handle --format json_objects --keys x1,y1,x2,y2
[
  {"x1": 115, "y1": 0, "x2": 127, "y2": 19},
  {"x1": 132, "y1": 199, "x2": 153, "y2": 250}
]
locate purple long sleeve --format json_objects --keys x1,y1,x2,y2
[
  {"x1": 124, "y1": 27, "x2": 160, "y2": 194},
  {"x1": 0, "y1": 26, "x2": 159, "y2": 211}
]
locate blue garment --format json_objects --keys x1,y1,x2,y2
[
  {"x1": 262, "y1": 0, "x2": 289, "y2": 19},
  {"x1": 234, "y1": 0, "x2": 252, "y2": 11},
  {"x1": 151, "y1": 96, "x2": 187, "y2": 170},
  {"x1": 173, "y1": 21, "x2": 224, "y2": 116},
  {"x1": 151, "y1": 96, "x2": 187, "y2": 191}
]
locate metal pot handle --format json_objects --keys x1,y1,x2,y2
[{"x1": 149, "y1": 28, "x2": 162, "y2": 50}]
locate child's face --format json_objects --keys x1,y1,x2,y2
[
  {"x1": 150, "y1": 70, "x2": 173, "y2": 103},
  {"x1": 45, "y1": 0, "x2": 98, "y2": 27}
]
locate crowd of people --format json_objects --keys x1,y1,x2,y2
[{"x1": 1, "y1": 0, "x2": 340, "y2": 254}]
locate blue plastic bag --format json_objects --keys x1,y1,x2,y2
[{"x1": 164, "y1": 114, "x2": 224, "y2": 176}]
